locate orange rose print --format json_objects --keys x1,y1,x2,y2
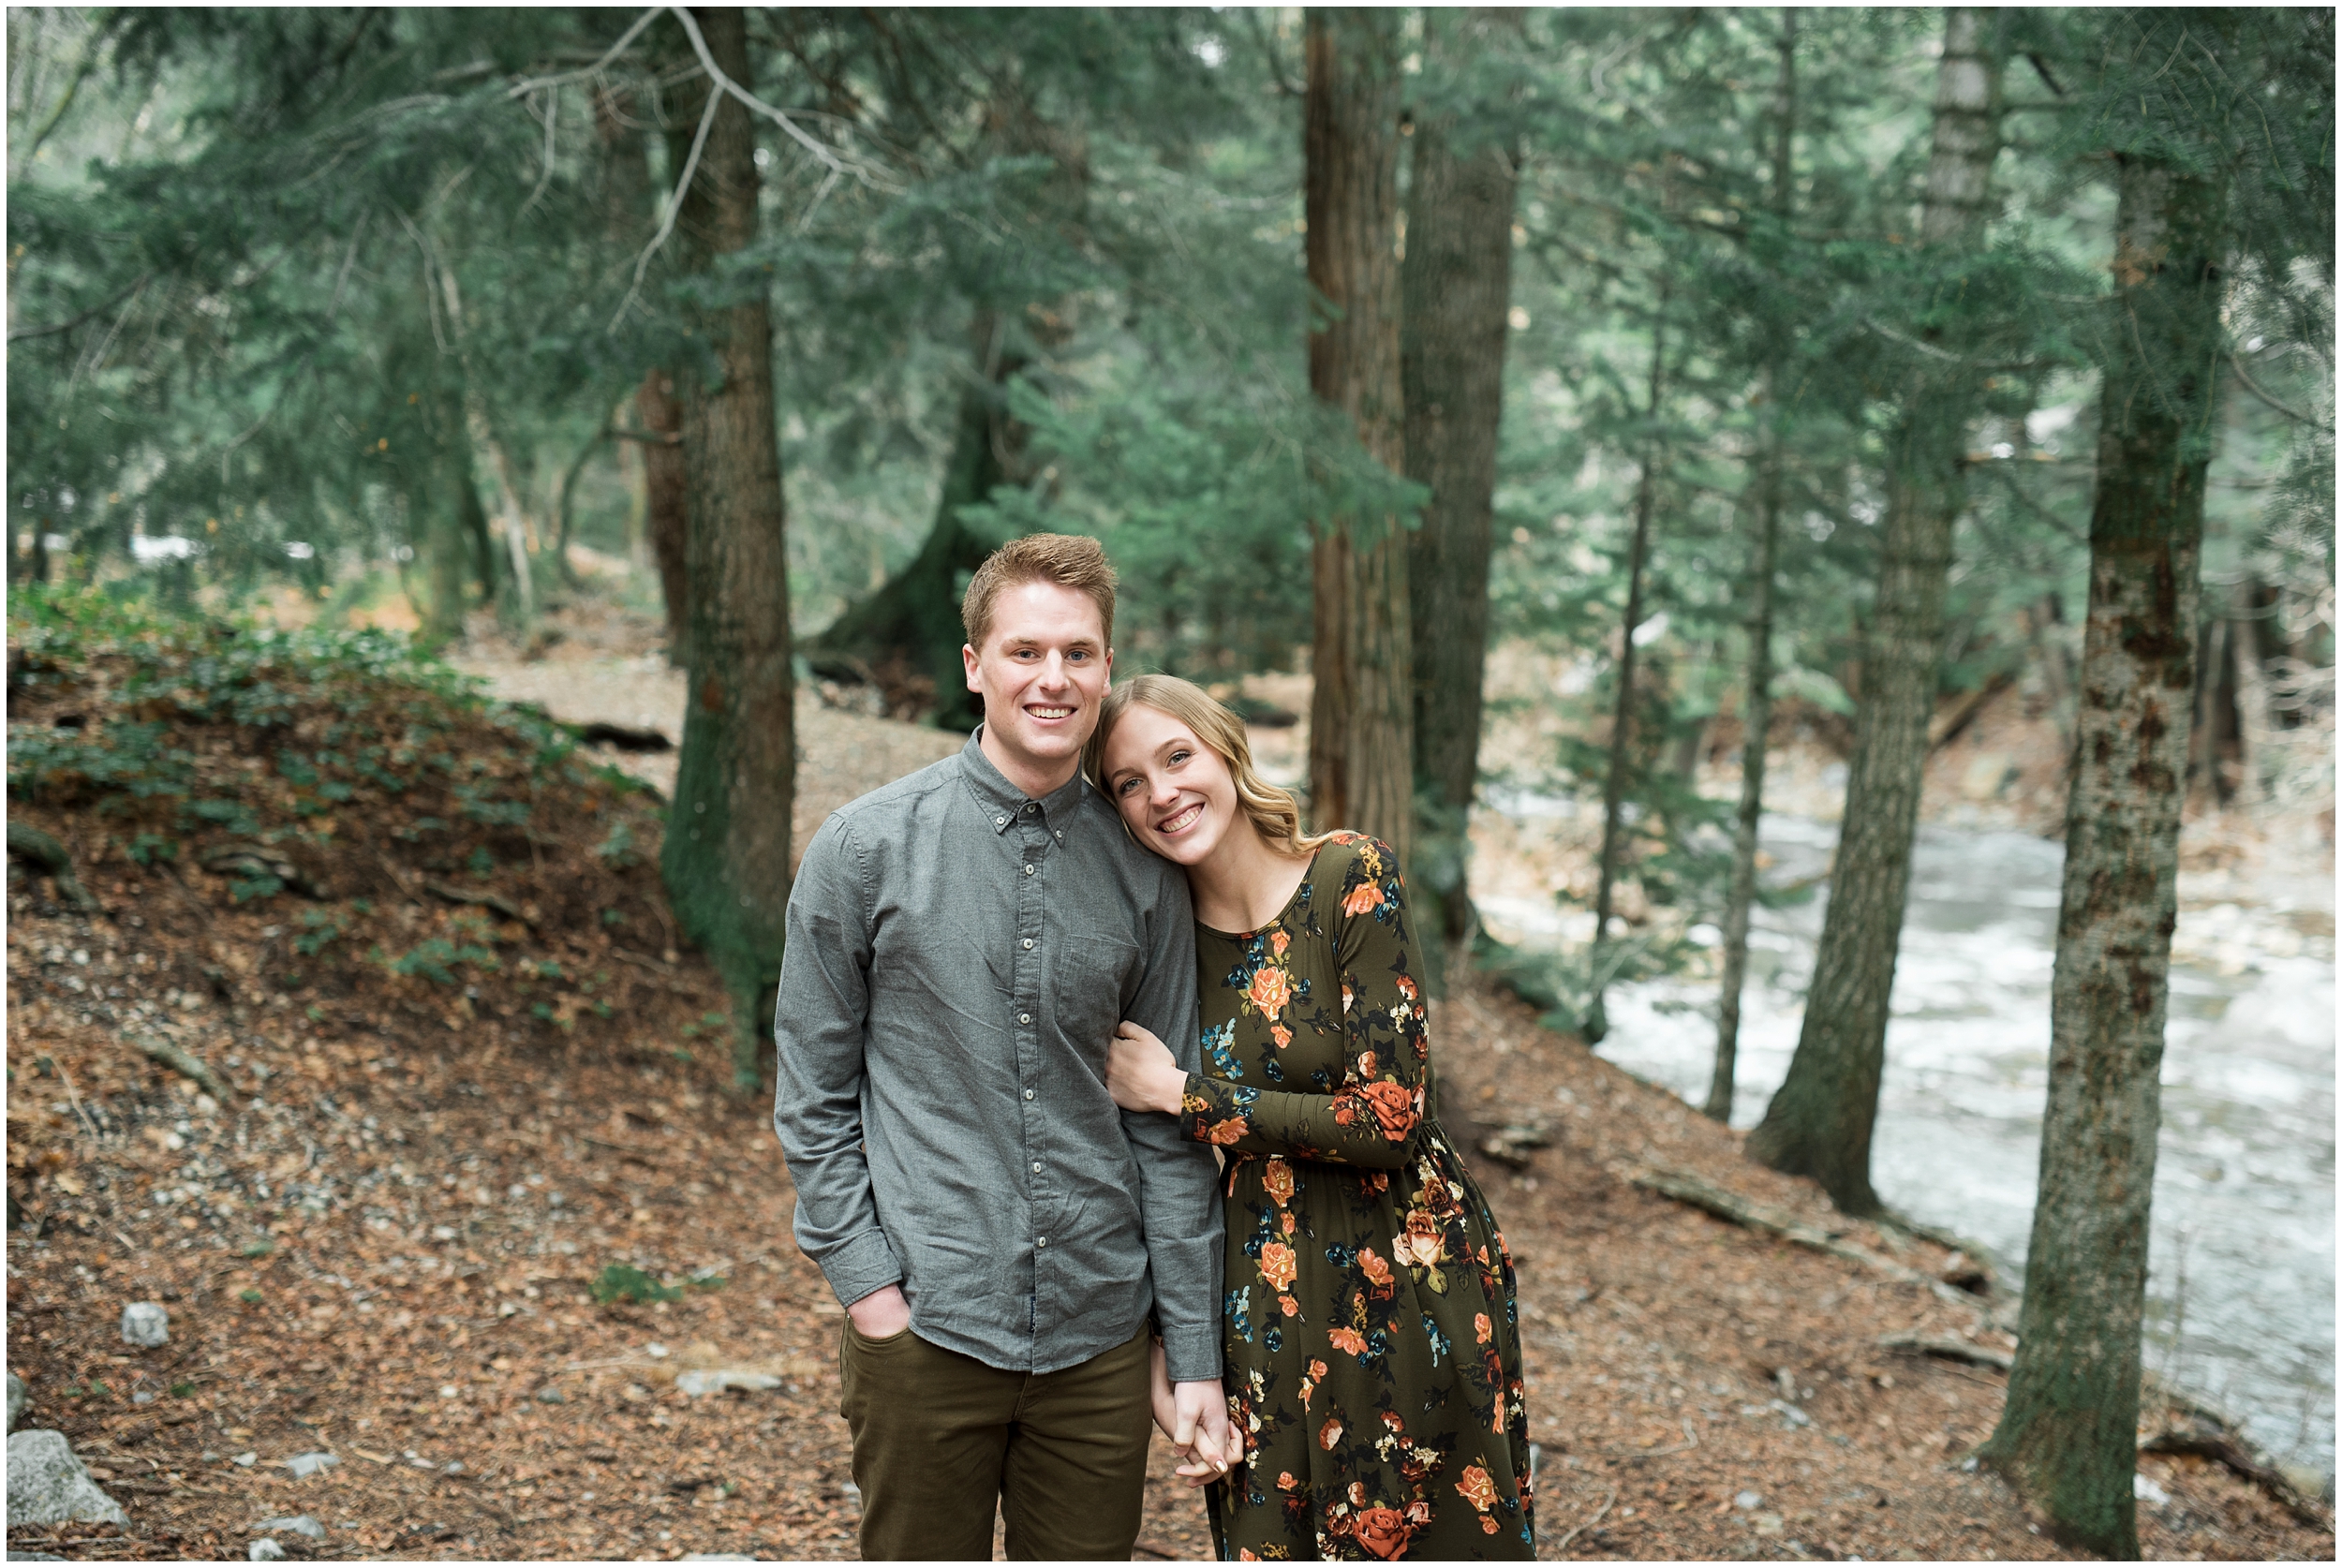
[
  {"x1": 1367, "y1": 1080, "x2": 1416, "y2": 1139},
  {"x1": 1456, "y1": 1463, "x2": 1497, "y2": 1513},
  {"x1": 1270, "y1": 1024, "x2": 1292, "y2": 1048},
  {"x1": 1270, "y1": 928, "x2": 1290, "y2": 956},
  {"x1": 1351, "y1": 1506, "x2": 1412, "y2": 1560},
  {"x1": 1263, "y1": 1158, "x2": 1296, "y2": 1206},
  {"x1": 1396, "y1": 972, "x2": 1417, "y2": 1001},
  {"x1": 1357, "y1": 1248, "x2": 1393, "y2": 1289},
  {"x1": 1319, "y1": 1416, "x2": 1343, "y2": 1451},
  {"x1": 1208, "y1": 1117, "x2": 1249, "y2": 1145},
  {"x1": 1341, "y1": 881, "x2": 1385, "y2": 917},
  {"x1": 1278, "y1": 1294, "x2": 1301, "y2": 1318},
  {"x1": 1327, "y1": 1325, "x2": 1368, "y2": 1356},
  {"x1": 1357, "y1": 1051, "x2": 1378, "y2": 1078},
  {"x1": 1475, "y1": 1311, "x2": 1492, "y2": 1345},
  {"x1": 1278, "y1": 1472, "x2": 1298, "y2": 1492},
  {"x1": 1310, "y1": 1358, "x2": 1328, "y2": 1381},
  {"x1": 1482, "y1": 1517, "x2": 1500, "y2": 1535},
  {"x1": 1260, "y1": 1241, "x2": 1297, "y2": 1293},
  {"x1": 1246, "y1": 963, "x2": 1293, "y2": 1018}
]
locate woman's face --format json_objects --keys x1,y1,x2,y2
[{"x1": 1099, "y1": 703, "x2": 1241, "y2": 869}]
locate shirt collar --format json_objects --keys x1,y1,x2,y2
[{"x1": 959, "y1": 727, "x2": 1091, "y2": 835}]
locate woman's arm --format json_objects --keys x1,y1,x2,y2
[{"x1": 1108, "y1": 838, "x2": 1430, "y2": 1170}]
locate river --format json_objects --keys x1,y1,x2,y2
[{"x1": 1475, "y1": 808, "x2": 2335, "y2": 1481}]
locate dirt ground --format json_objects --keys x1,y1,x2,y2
[{"x1": 6, "y1": 601, "x2": 2331, "y2": 1562}]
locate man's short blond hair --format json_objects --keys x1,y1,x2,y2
[{"x1": 961, "y1": 533, "x2": 1118, "y2": 652}]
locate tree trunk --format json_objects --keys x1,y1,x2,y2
[
  {"x1": 656, "y1": 7, "x2": 796, "y2": 1095},
  {"x1": 808, "y1": 314, "x2": 1030, "y2": 730},
  {"x1": 1585, "y1": 303, "x2": 1667, "y2": 1045},
  {"x1": 1708, "y1": 7, "x2": 1799, "y2": 1124},
  {"x1": 635, "y1": 366, "x2": 690, "y2": 663},
  {"x1": 1746, "y1": 7, "x2": 2004, "y2": 1213},
  {"x1": 1402, "y1": 7, "x2": 1518, "y2": 960},
  {"x1": 1975, "y1": 149, "x2": 2228, "y2": 1561},
  {"x1": 1306, "y1": 7, "x2": 1414, "y2": 865}
]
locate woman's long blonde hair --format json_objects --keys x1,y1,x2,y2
[{"x1": 1087, "y1": 673, "x2": 1339, "y2": 859}]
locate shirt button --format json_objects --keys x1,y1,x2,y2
[
  {"x1": 1019, "y1": 1013, "x2": 1032, "y2": 1025},
  {"x1": 1021, "y1": 938, "x2": 1034, "y2": 950},
  {"x1": 1031, "y1": 1161, "x2": 1042, "y2": 1174},
  {"x1": 1055, "y1": 831, "x2": 1063, "y2": 841},
  {"x1": 1036, "y1": 1236, "x2": 1047, "y2": 1248},
  {"x1": 1024, "y1": 1088, "x2": 1036, "y2": 1101},
  {"x1": 995, "y1": 815, "x2": 1006, "y2": 826},
  {"x1": 1024, "y1": 803, "x2": 1037, "y2": 813},
  {"x1": 1024, "y1": 864, "x2": 1036, "y2": 876}
]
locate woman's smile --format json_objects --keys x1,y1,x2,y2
[{"x1": 1156, "y1": 799, "x2": 1206, "y2": 836}]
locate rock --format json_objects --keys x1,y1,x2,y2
[
  {"x1": 7, "y1": 1429, "x2": 129, "y2": 1527},
  {"x1": 248, "y1": 1540, "x2": 286, "y2": 1562},
  {"x1": 674, "y1": 1369, "x2": 784, "y2": 1397},
  {"x1": 2132, "y1": 1472, "x2": 2170, "y2": 1507},
  {"x1": 120, "y1": 1302, "x2": 170, "y2": 1349},
  {"x1": 277, "y1": 1452, "x2": 338, "y2": 1479},
  {"x1": 1959, "y1": 751, "x2": 2017, "y2": 802},
  {"x1": 231, "y1": 1452, "x2": 258, "y2": 1467},
  {"x1": 10, "y1": 1551, "x2": 67, "y2": 1561},
  {"x1": 1733, "y1": 1491, "x2": 1762, "y2": 1511},
  {"x1": 7, "y1": 1372, "x2": 24, "y2": 1432},
  {"x1": 532, "y1": 1386, "x2": 566, "y2": 1404},
  {"x1": 258, "y1": 1515, "x2": 325, "y2": 1539}
]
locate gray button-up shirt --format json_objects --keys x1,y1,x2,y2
[{"x1": 772, "y1": 732, "x2": 1223, "y2": 1383}]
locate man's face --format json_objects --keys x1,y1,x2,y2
[{"x1": 963, "y1": 580, "x2": 1112, "y2": 790}]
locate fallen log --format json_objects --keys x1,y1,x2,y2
[
  {"x1": 1876, "y1": 1332, "x2": 2013, "y2": 1371},
  {"x1": 1627, "y1": 1165, "x2": 1986, "y2": 1311}
]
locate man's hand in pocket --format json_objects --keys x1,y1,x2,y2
[{"x1": 848, "y1": 1284, "x2": 911, "y2": 1339}]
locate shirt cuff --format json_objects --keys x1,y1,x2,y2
[
  {"x1": 817, "y1": 1231, "x2": 904, "y2": 1309},
  {"x1": 1161, "y1": 1322, "x2": 1223, "y2": 1385}
]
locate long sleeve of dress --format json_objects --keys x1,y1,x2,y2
[{"x1": 1178, "y1": 836, "x2": 1430, "y2": 1169}]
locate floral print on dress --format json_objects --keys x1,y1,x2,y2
[{"x1": 1183, "y1": 837, "x2": 1534, "y2": 1561}]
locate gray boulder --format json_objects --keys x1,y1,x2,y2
[
  {"x1": 674, "y1": 1368, "x2": 783, "y2": 1397},
  {"x1": 7, "y1": 1372, "x2": 24, "y2": 1432},
  {"x1": 247, "y1": 1541, "x2": 285, "y2": 1562},
  {"x1": 7, "y1": 1430, "x2": 129, "y2": 1527},
  {"x1": 257, "y1": 1515, "x2": 325, "y2": 1539},
  {"x1": 120, "y1": 1302, "x2": 169, "y2": 1349}
]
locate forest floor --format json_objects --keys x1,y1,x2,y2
[{"x1": 6, "y1": 597, "x2": 2332, "y2": 1562}]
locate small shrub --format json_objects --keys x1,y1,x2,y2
[{"x1": 590, "y1": 1264, "x2": 682, "y2": 1306}]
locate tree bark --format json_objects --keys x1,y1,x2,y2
[
  {"x1": 1976, "y1": 146, "x2": 2228, "y2": 1559},
  {"x1": 1746, "y1": 7, "x2": 2004, "y2": 1212},
  {"x1": 1709, "y1": 7, "x2": 1799, "y2": 1123},
  {"x1": 1306, "y1": 7, "x2": 1414, "y2": 865},
  {"x1": 635, "y1": 366, "x2": 690, "y2": 664},
  {"x1": 1402, "y1": 7, "x2": 1518, "y2": 958},
  {"x1": 656, "y1": 7, "x2": 796, "y2": 1095}
]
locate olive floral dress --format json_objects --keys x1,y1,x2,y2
[{"x1": 1179, "y1": 836, "x2": 1534, "y2": 1561}]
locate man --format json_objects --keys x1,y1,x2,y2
[{"x1": 773, "y1": 533, "x2": 1229, "y2": 1560}]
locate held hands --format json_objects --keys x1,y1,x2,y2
[
  {"x1": 1106, "y1": 1021, "x2": 1186, "y2": 1116},
  {"x1": 846, "y1": 1284, "x2": 911, "y2": 1340},
  {"x1": 1149, "y1": 1338, "x2": 1236, "y2": 1487}
]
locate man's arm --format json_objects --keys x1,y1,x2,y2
[
  {"x1": 1121, "y1": 866, "x2": 1223, "y2": 1386},
  {"x1": 771, "y1": 815, "x2": 902, "y2": 1310}
]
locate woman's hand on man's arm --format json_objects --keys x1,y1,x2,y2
[{"x1": 1106, "y1": 1020, "x2": 1189, "y2": 1116}]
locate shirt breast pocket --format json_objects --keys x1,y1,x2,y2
[{"x1": 1053, "y1": 932, "x2": 1142, "y2": 1065}]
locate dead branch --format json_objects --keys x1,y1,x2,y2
[
  {"x1": 2142, "y1": 1423, "x2": 2330, "y2": 1529},
  {"x1": 422, "y1": 880, "x2": 534, "y2": 926},
  {"x1": 130, "y1": 1036, "x2": 232, "y2": 1104},
  {"x1": 1628, "y1": 1165, "x2": 1988, "y2": 1311},
  {"x1": 1875, "y1": 1332, "x2": 2013, "y2": 1371},
  {"x1": 1552, "y1": 1482, "x2": 1619, "y2": 1552}
]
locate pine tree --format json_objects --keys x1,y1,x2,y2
[
  {"x1": 1305, "y1": 7, "x2": 1413, "y2": 863},
  {"x1": 1746, "y1": 7, "x2": 2009, "y2": 1212},
  {"x1": 1403, "y1": 7, "x2": 1519, "y2": 956}
]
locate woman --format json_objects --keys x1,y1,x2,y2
[{"x1": 1092, "y1": 674, "x2": 1534, "y2": 1561}]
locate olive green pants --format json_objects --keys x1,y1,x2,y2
[{"x1": 836, "y1": 1319, "x2": 1154, "y2": 1561}]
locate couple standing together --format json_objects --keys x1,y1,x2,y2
[{"x1": 773, "y1": 535, "x2": 1534, "y2": 1561}]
